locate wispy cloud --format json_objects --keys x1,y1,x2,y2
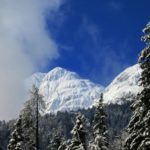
[
  {"x1": 78, "y1": 17, "x2": 132, "y2": 85},
  {"x1": 0, "y1": 0, "x2": 64, "y2": 120}
]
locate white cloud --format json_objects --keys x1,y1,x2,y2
[{"x1": 0, "y1": 0, "x2": 64, "y2": 120}]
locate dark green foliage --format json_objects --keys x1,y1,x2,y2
[
  {"x1": 7, "y1": 86, "x2": 45, "y2": 150},
  {"x1": 1, "y1": 102, "x2": 132, "y2": 150},
  {"x1": 21, "y1": 102, "x2": 36, "y2": 150},
  {"x1": 68, "y1": 113, "x2": 88, "y2": 150},
  {"x1": 112, "y1": 130, "x2": 128, "y2": 150},
  {"x1": 39, "y1": 112, "x2": 74, "y2": 149},
  {"x1": 58, "y1": 140, "x2": 67, "y2": 150},
  {"x1": 124, "y1": 21, "x2": 150, "y2": 150},
  {"x1": 48, "y1": 134, "x2": 61, "y2": 150},
  {"x1": 91, "y1": 94, "x2": 109, "y2": 150},
  {"x1": 47, "y1": 128, "x2": 68, "y2": 150},
  {"x1": 0, "y1": 120, "x2": 12, "y2": 150},
  {"x1": 7, "y1": 116, "x2": 24, "y2": 150},
  {"x1": 106, "y1": 101, "x2": 132, "y2": 137}
]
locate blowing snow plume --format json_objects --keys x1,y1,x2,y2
[{"x1": 0, "y1": 0, "x2": 63, "y2": 120}]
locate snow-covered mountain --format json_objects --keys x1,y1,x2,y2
[
  {"x1": 26, "y1": 67, "x2": 103, "y2": 114},
  {"x1": 26, "y1": 64, "x2": 142, "y2": 114},
  {"x1": 104, "y1": 64, "x2": 142, "y2": 104}
]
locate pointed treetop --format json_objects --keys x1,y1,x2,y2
[
  {"x1": 31, "y1": 84, "x2": 39, "y2": 94},
  {"x1": 141, "y1": 21, "x2": 150, "y2": 45},
  {"x1": 100, "y1": 93, "x2": 103, "y2": 102},
  {"x1": 143, "y1": 21, "x2": 150, "y2": 33},
  {"x1": 139, "y1": 21, "x2": 150, "y2": 64}
]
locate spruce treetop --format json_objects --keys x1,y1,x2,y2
[
  {"x1": 124, "y1": 21, "x2": 150, "y2": 150},
  {"x1": 139, "y1": 21, "x2": 150, "y2": 65}
]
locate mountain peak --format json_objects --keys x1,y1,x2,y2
[
  {"x1": 26, "y1": 67, "x2": 103, "y2": 114},
  {"x1": 26, "y1": 64, "x2": 142, "y2": 114},
  {"x1": 50, "y1": 66, "x2": 67, "y2": 73},
  {"x1": 45, "y1": 67, "x2": 79, "y2": 81},
  {"x1": 104, "y1": 64, "x2": 142, "y2": 104}
]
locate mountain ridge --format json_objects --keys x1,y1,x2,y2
[
  {"x1": 26, "y1": 67, "x2": 104, "y2": 114},
  {"x1": 26, "y1": 64, "x2": 142, "y2": 114},
  {"x1": 104, "y1": 64, "x2": 142, "y2": 104}
]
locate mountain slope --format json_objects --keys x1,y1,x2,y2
[
  {"x1": 104, "y1": 64, "x2": 142, "y2": 104},
  {"x1": 26, "y1": 67, "x2": 104, "y2": 114},
  {"x1": 26, "y1": 64, "x2": 142, "y2": 114}
]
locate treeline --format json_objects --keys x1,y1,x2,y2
[{"x1": 0, "y1": 100, "x2": 131, "y2": 150}]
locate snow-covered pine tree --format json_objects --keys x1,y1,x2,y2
[
  {"x1": 112, "y1": 130, "x2": 128, "y2": 150},
  {"x1": 48, "y1": 135, "x2": 67, "y2": 150},
  {"x1": 124, "y1": 21, "x2": 150, "y2": 150},
  {"x1": 47, "y1": 132, "x2": 62, "y2": 150},
  {"x1": 58, "y1": 140, "x2": 67, "y2": 150},
  {"x1": 21, "y1": 85, "x2": 45, "y2": 150},
  {"x1": 21, "y1": 101, "x2": 36, "y2": 150},
  {"x1": 68, "y1": 113, "x2": 88, "y2": 150},
  {"x1": 91, "y1": 93, "x2": 109, "y2": 150},
  {"x1": 7, "y1": 116, "x2": 24, "y2": 150}
]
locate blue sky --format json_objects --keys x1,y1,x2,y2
[
  {"x1": 44, "y1": 0, "x2": 150, "y2": 86},
  {"x1": 0, "y1": 0, "x2": 149, "y2": 119}
]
